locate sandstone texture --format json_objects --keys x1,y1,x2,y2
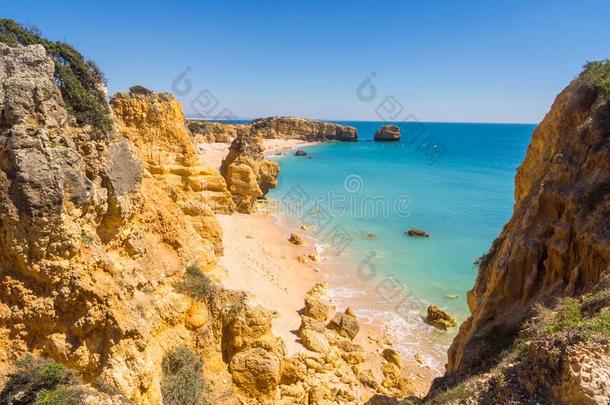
[
  {"x1": 219, "y1": 129, "x2": 279, "y2": 213},
  {"x1": 187, "y1": 119, "x2": 249, "y2": 143},
  {"x1": 426, "y1": 305, "x2": 457, "y2": 330},
  {"x1": 374, "y1": 124, "x2": 401, "y2": 141},
  {"x1": 447, "y1": 63, "x2": 610, "y2": 375},
  {"x1": 190, "y1": 116, "x2": 357, "y2": 143},
  {"x1": 111, "y1": 90, "x2": 234, "y2": 217},
  {"x1": 0, "y1": 41, "x2": 236, "y2": 404},
  {"x1": 251, "y1": 116, "x2": 358, "y2": 142}
]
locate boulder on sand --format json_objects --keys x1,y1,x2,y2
[
  {"x1": 328, "y1": 310, "x2": 360, "y2": 339},
  {"x1": 374, "y1": 125, "x2": 400, "y2": 141},
  {"x1": 301, "y1": 329, "x2": 331, "y2": 353},
  {"x1": 288, "y1": 233, "x2": 305, "y2": 246}
]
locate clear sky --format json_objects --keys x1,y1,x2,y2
[{"x1": 4, "y1": 0, "x2": 610, "y2": 123}]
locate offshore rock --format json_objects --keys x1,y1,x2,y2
[
  {"x1": 426, "y1": 305, "x2": 457, "y2": 330},
  {"x1": 374, "y1": 124, "x2": 401, "y2": 141}
]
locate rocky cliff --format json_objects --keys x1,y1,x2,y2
[
  {"x1": 429, "y1": 62, "x2": 610, "y2": 403},
  {"x1": 189, "y1": 116, "x2": 358, "y2": 143},
  {"x1": 0, "y1": 38, "x2": 241, "y2": 403},
  {"x1": 219, "y1": 130, "x2": 280, "y2": 213},
  {"x1": 187, "y1": 119, "x2": 249, "y2": 143},
  {"x1": 0, "y1": 23, "x2": 418, "y2": 405},
  {"x1": 110, "y1": 91, "x2": 234, "y2": 218},
  {"x1": 251, "y1": 116, "x2": 358, "y2": 142}
]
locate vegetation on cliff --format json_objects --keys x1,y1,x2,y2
[
  {"x1": 426, "y1": 60, "x2": 610, "y2": 404},
  {"x1": 0, "y1": 356, "x2": 83, "y2": 405},
  {"x1": 0, "y1": 19, "x2": 112, "y2": 132},
  {"x1": 424, "y1": 276, "x2": 610, "y2": 404},
  {"x1": 161, "y1": 346, "x2": 210, "y2": 405},
  {"x1": 582, "y1": 59, "x2": 610, "y2": 96}
]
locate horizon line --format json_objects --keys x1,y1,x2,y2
[{"x1": 185, "y1": 115, "x2": 539, "y2": 126}]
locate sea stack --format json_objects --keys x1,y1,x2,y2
[{"x1": 374, "y1": 125, "x2": 400, "y2": 141}]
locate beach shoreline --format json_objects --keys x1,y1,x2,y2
[
  {"x1": 202, "y1": 139, "x2": 439, "y2": 395},
  {"x1": 198, "y1": 138, "x2": 316, "y2": 170}
]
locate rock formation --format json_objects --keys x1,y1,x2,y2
[
  {"x1": 374, "y1": 124, "x2": 401, "y2": 141},
  {"x1": 190, "y1": 116, "x2": 358, "y2": 143},
  {"x1": 111, "y1": 90, "x2": 234, "y2": 217},
  {"x1": 0, "y1": 34, "x2": 232, "y2": 403},
  {"x1": 446, "y1": 62, "x2": 610, "y2": 376},
  {"x1": 187, "y1": 119, "x2": 249, "y2": 143},
  {"x1": 288, "y1": 233, "x2": 306, "y2": 246},
  {"x1": 426, "y1": 305, "x2": 457, "y2": 330},
  {"x1": 219, "y1": 129, "x2": 279, "y2": 213},
  {"x1": 0, "y1": 24, "x2": 423, "y2": 405},
  {"x1": 406, "y1": 228, "x2": 429, "y2": 237},
  {"x1": 251, "y1": 116, "x2": 358, "y2": 142}
]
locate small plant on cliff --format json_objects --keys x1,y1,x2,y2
[
  {"x1": 161, "y1": 346, "x2": 209, "y2": 405},
  {"x1": 0, "y1": 19, "x2": 112, "y2": 133},
  {"x1": 0, "y1": 355, "x2": 82, "y2": 405},
  {"x1": 36, "y1": 386, "x2": 84, "y2": 405},
  {"x1": 176, "y1": 265, "x2": 214, "y2": 301},
  {"x1": 545, "y1": 297, "x2": 582, "y2": 335},
  {"x1": 582, "y1": 60, "x2": 610, "y2": 96}
]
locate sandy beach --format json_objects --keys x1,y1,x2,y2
[
  {"x1": 199, "y1": 136, "x2": 436, "y2": 395},
  {"x1": 198, "y1": 138, "x2": 315, "y2": 170},
  {"x1": 214, "y1": 209, "x2": 437, "y2": 395}
]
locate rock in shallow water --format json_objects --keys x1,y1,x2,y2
[
  {"x1": 426, "y1": 305, "x2": 457, "y2": 330},
  {"x1": 406, "y1": 228, "x2": 429, "y2": 237},
  {"x1": 374, "y1": 125, "x2": 401, "y2": 141}
]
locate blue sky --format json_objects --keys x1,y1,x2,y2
[{"x1": 4, "y1": 0, "x2": 610, "y2": 123}]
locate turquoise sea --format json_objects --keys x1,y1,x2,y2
[{"x1": 221, "y1": 120, "x2": 535, "y2": 369}]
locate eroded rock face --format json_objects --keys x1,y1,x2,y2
[
  {"x1": 251, "y1": 116, "x2": 358, "y2": 141},
  {"x1": 374, "y1": 125, "x2": 400, "y2": 141},
  {"x1": 0, "y1": 43, "x2": 236, "y2": 404},
  {"x1": 0, "y1": 43, "x2": 147, "y2": 384},
  {"x1": 522, "y1": 335, "x2": 610, "y2": 405},
  {"x1": 447, "y1": 66, "x2": 610, "y2": 374},
  {"x1": 187, "y1": 119, "x2": 249, "y2": 143},
  {"x1": 111, "y1": 90, "x2": 234, "y2": 217},
  {"x1": 219, "y1": 129, "x2": 279, "y2": 213}
]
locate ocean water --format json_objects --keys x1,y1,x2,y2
[
  {"x1": 267, "y1": 121, "x2": 534, "y2": 369},
  {"x1": 217, "y1": 120, "x2": 535, "y2": 370}
]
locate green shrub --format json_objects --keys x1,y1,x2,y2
[
  {"x1": 582, "y1": 60, "x2": 610, "y2": 96},
  {"x1": 36, "y1": 386, "x2": 84, "y2": 405},
  {"x1": 0, "y1": 355, "x2": 81, "y2": 405},
  {"x1": 545, "y1": 297, "x2": 582, "y2": 335},
  {"x1": 176, "y1": 265, "x2": 213, "y2": 301},
  {"x1": 161, "y1": 346, "x2": 209, "y2": 405},
  {"x1": 584, "y1": 309, "x2": 610, "y2": 338},
  {"x1": 0, "y1": 19, "x2": 112, "y2": 133},
  {"x1": 423, "y1": 381, "x2": 471, "y2": 404}
]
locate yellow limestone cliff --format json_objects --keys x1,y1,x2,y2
[{"x1": 0, "y1": 42, "x2": 419, "y2": 404}]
